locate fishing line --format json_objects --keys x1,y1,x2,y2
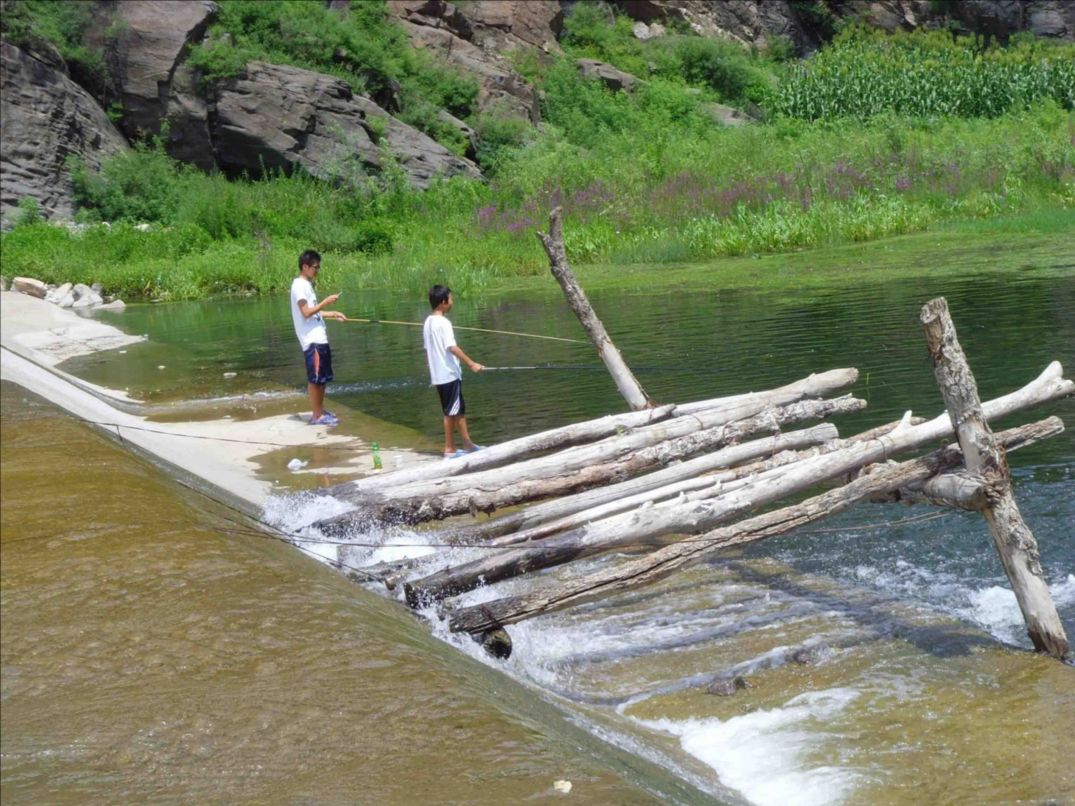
[{"x1": 339, "y1": 317, "x2": 583, "y2": 344}]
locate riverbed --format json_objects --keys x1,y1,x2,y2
[{"x1": 3, "y1": 226, "x2": 1074, "y2": 804}]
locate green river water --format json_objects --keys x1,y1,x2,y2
[{"x1": 3, "y1": 225, "x2": 1074, "y2": 804}]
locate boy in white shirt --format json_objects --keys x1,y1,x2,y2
[
  {"x1": 290, "y1": 250, "x2": 346, "y2": 426},
  {"x1": 422, "y1": 284, "x2": 484, "y2": 457}
]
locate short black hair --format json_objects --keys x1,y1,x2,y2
[
  {"x1": 298, "y1": 249, "x2": 321, "y2": 271},
  {"x1": 429, "y1": 284, "x2": 451, "y2": 309}
]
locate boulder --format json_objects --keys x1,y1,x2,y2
[
  {"x1": 46, "y1": 282, "x2": 73, "y2": 303},
  {"x1": 212, "y1": 61, "x2": 481, "y2": 189},
  {"x1": 702, "y1": 102, "x2": 757, "y2": 126},
  {"x1": 388, "y1": 0, "x2": 549, "y2": 122},
  {"x1": 97, "y1": 299, "x2": 127, "y2": 311},
  {"x1": 0, "y1": 42, "x2": 129, "y2": 227},
  {"x1": 577, "y1": 59, "x2": 641, "y2": 92},
  {"x1": 86, "y1": 0, "x2": 217, "y2": 169},
  {"x1": 12, "y1": 277, "x2": 48, "y2": 298}
]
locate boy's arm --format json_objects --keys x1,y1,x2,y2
[
  {"x1": 298, "y1": 294, "x2": 346, "y2": 321},
  {"x1": 449, "y1": 345, "x2": 483, "y2": 372}
]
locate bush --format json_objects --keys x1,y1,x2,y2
[{"x1": 69, "y1": 139, "x2": 183, "y2": 224}]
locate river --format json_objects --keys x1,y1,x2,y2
[{"x1": 3, "y1": 230, "x2": 1074, "y2": 803}]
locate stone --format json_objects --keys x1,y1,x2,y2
[
  {"x1": 706, "y1": 675, "x2": 752, "y2": 696},
  {"x1": 388, "y1": 0, "x2": 551, "y2": 122},
  {"x1": 0, "y1": 42, "x2": 129, "y2": 226},
  {"x1": 577, "y1": 59, "x2": 641, "y2": 93},
  {"x1": 702, "y1": 102, "x2": 757, "y2": 127},
  {"x1": 0, "y1": 275, "x2": 8, "y2": 291},
  {"x1": 97, "y1": 299, "x2": 127, "y2": 311},
  {"x1": 633, "y1": 21, "x2": 667, "y2": 40},
  {"x1": 46, "y1": 282, "x2": 73, "y2": 303},
  {"x1": 12, "y1": 277, "x2": 48, "y2": 298},
  {"x1": 86, "y1": 0, "x2": 217, "y2": 168},
  {"x1": 57, "y1": 292, "x2": 76, "y2": 308},
  {"x1": 212, "y1": 61, "x2": 481, "y2": 189}
]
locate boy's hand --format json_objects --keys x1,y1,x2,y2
[
  {"x1": 324, "y1": 293, "x2": 340, "y2": 306},
  {"x1": 470, "y1": 362, "x2": 484, "y2": 373},
  {"x1": 329, "y1": 311, "x2": 347, "y2": 321}
]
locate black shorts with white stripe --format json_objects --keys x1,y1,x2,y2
[{"x1": 435, "y1": 379, "x2": 465, "y2": 416}]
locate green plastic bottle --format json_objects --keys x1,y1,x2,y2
[{"x1": 371, "y1": 441, "x2": 383, "y2": 470}]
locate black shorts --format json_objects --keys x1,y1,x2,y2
[
  {"x1": 303, "y1": 343, "x2": 333, "y2": 385},
  {"x1": 435, "y1": 379, "x2": 465, "y2": 416}
]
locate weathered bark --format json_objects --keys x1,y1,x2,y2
[
  {"x1": 921, "y1": 298, "x2": 1069, "y2": 658},
  {"x1": 883, "y1": 471, "x2": 990, "y2": 510},
  {"x1": 451, "y1": 409, "x2": 917, "y2": 545},
  {"x1": 538, "y1": 206, "x2": 651, "y2": 410},
  {"x1": 410, "y1": 370, "x2": 1071, "y2": 606},
  {"x1": 316, "y1": 395, "x2": 865, "y2": 533},
  {"x1": 408, "y1": 397, "x2": 1042, "y2": 607},
  {"x1": 326, "y1": 367, "x2": 856, "y2": 500},
  {"x1": 448, "y1": 417, "x2": 1064, "y2": 634},
  {"x1": 469, "y1": 425, "x2": 840, "y2": 548}
]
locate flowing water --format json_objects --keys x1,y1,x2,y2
[{"x1": 3, "y1": 233, "x2": 1074, "y2": 803}]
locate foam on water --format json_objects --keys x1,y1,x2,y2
[
  {"x1": 852, "y1": 560, "x2": 1075, "y2": 647},
  {"x1": 962, "y1": 573, "x2": 1075, "y2": 645},
  {"x1": 639, "y1": 688, "x2": 865, "y2": 806}
]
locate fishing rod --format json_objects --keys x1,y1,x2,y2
[{"x1": 339, "y1": 317, "x2": 583, "y2": 344}]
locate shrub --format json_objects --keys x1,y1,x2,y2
[{"x1": 69, "y1": 139, "x2": 183, "y2": 224}]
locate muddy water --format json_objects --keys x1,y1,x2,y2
[
  {"x1": 0, "y1": 384, "x2": 690, "y2": 804},
  {"x1": 5, "y1": 229, "x2": 1075, "y2": 803}
]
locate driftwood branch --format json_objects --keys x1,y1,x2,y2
[
  {"x1": 447, "y1": 417, "x2": 1064, "y2": 634},
  {"x1": 921, "y1": 297, "x2": 1069, "y2": 658},
  {"x1": 315, "y1": 394, "x2": 865, "y2": 533},
  {"x1": 538, "y1": 206, "x2": 651, "y2": 410}
]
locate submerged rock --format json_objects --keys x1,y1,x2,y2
[{"x1": 706, "y1": 675, "x2": 752, "y2": 696}]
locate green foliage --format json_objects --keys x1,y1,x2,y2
[
  {"x1": 14, "y1": 197, "x2": 41, "y2": 227},
  {"x1": 774, "y1": 26, "x2": 1075, "y2": 120},
  {"x1": 0, "y1": 0, "x2": 106, "y2": 84},
  {"x1": 69, "y1": 139, "x2": 183, "y2": 224},
  {"x1": 473, "y1": 113, "x2": 533, "y2": 173}
]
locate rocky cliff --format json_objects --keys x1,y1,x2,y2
[{"x1": 2, "y1": 0, "x2": 1072, "y2": 227}]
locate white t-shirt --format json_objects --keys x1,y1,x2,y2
[
  {"x1": 290, "y1": 276, "x2": 328, "y2": 350},
  {"x1": 423, "y1": 314, "x2": 461, "y2": 385}
]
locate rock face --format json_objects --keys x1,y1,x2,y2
[
  {"x1": 0, "y1": 42, "x2": 129, "y2": 227},
  {"x1": 613, "y1": 0, "x2": 1074, "y2": 54},
  {"x1": 387, "y1": 0, "x2": 562, "y2": 122},
  {"x1": 212, "y1": 61, "x2": 481, "y2": 189},
  {"x1": 86, "y1": 0, "x2": 218, "y2": 169}
]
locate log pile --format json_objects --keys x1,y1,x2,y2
[{"x1": 306, "y1": 209, "x2": 1072, "y2": 661}]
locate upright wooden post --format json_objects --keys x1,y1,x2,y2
[
  {"x1": 537, "y1": 207, "x2": 652, "y2": 410},
  {"x1": 921, "y1": 298, "x2": 1069, "y2": 659}
]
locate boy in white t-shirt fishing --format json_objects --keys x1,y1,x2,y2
[
  {"x1": 290, "y1": 249, "x2": 346, "y2": 426},
  {"x1": 422, "y1": 284, "x2": 484, "y2": 458}
]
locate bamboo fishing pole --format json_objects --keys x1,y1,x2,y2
[{"x1": 338, "y1": 317, "x2": 583, "y2": 344}]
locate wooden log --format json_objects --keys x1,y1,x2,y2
[
  {"x1": 538, "y1": 206, "x2": 651, "y2": 410},
  {"x1": 921, "y1": 298, "x2": 1069, "y2": 658},
  {"x1": 409, "y1": 372, "x2": 1069, "y2": 606},
  {"x1": 324, "y1": 368, "x2": 857, "y2": 501},
  {"x1": 317, "y1": 395, "x2": 865, "y2": 533},
  {"x1": 447, "y1": 417, "x2": 1064, "y2": 634},
  {"x1": 883, "y1": 471, "x2": 990, "y2": 510},
  {"x1": 474, "y1": 425, "x2": 840, "y2": 548}
]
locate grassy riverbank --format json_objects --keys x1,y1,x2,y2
[{"x1": 2, "y1": 4, "x2": 1073, "y2": 300}]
